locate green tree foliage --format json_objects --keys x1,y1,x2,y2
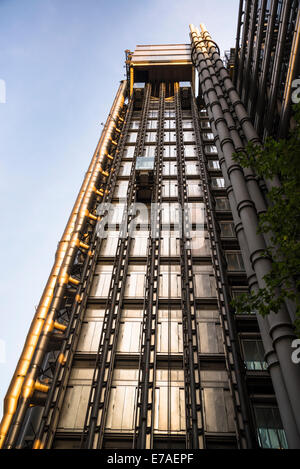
[{"x1": 232, "y1": 104, "x2": 300, "y2": 336}]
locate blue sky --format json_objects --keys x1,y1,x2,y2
[{"x1": 0, "y1": 0, "x2": 239, "y2": 418}]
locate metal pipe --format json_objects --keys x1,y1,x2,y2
[
  {"x1": 266, "y1": 0, "x2": 292, "y2": 138},
  {"x1": 233, "y1": 0, "x2": 245, "y2": 86},
  {"x1": 248, "y1": 0, "x2": 268, "y2": 120},
  {"x1": 190, "y1": 23, "x2": 300, "y2": 437},
  {"x1": 208, "y1": 106, "x2": 300, "y2": 447},
  {"x1": 0, "y1": 80, "x2": 127, "y2": 449},
  {"x1": 254, "y1": 0, "x2": 279, "y2": 136},
  {"x1": 236, "y1": 0, "x2": 251, "y2": 95},
  {"x1": 278, "y1": 6, "x2": 300, "y2": 138},
  {"x1": 241, "y1": 0, "x2": 259, "y2": 105},
  {"x1": 191, "y1": 93, "x2": 255, "y2": 448}
]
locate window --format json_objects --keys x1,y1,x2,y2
[
  {"x1": 163, "y1": 145, "x2": 176, "y2": 158},
  {"x1": 164, "y1": 120, "x2": 176, "y2": 129},
  {"x1": 211, "y1": 177, "x2": 225, "y2": 188},
  {"x1": 123, "y1": 146, "x2": 135, "y2": 158},
  {"x1": 225, "y1": 252, "x2": 245, "y2": 271},
  {"x1": 215, "y1": 197, "x2": 230, "y2": 210},
  {"x1": 220, "y1": 221, "x2": 235, "y2": 237},
  {"x1": 207, "y1": 160, "x2": 220, "y2": 170},
  {"x1": 164, "y1": 132, "x2": 176, "y2": 143},
  {"x1": 202, "y1": 132, "x2": 214, "y2": 141},
  {"x1": 182, "y1": 120, "x2": 193, "y2": 129},
  {"x1": 231, "y1": 288, "x2": 256, "y2": 315},
  {"x1": 200, "y1": 120, "x2": 210, "y2": 129},
  {"x1": 147, "y1": 120, "x2": 157, "y2": 129},
  {"x1": 127, "y1": 132, "x2": 137, "y2": 143},
  {"x1": 149, "y1": 110, "x2": 158, "y2": 118},
  {"x1": 145, "y1": 132, "x2": 157, "y2": 143},
  {"x1": 242, "y1": 339, "x2": 267, "y2": 371},
  {"x1": 164, "y1": 110, "x2": 176, "y2": 118},
  {"x1": 184, "y1": 145, "x2": 197, "y2": 157},
  {"x1": 254, "y1": 406, "x2": 288, "y2": 449},
  {"x1": 143, "y1": 145, "x2": 156, "y2": 157},
  {"x1": 183, "y1": 131, "x2": 195, "y2": 142},
  {"x1": 205, "y1": 145, "x2": 218, "y2": 154},
  {"x1": 130, "y1": 121, "x2": 139, "y2": 130}
]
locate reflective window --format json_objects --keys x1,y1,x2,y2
[
  {"x1": 225, "y1": 252, "x2": 245, "y2": 271},
  {"x1": 242, "y1": 340, "x2": 267, "y2": 371},
  {"x1": 183, "y1": 131, "x2": 195, "y2": 142},
  {"x1": 164, "y1": 110, "x2": 176, "y2": 118},
  {"x1": 211, "y1": 177, "x2": 225, "y2": 188},
  {"x1": 127, "y1": 132, "x2": 138, "y2": 143},
  {"x1": 145, "y1": 132, "x2": 157, "y2": 143},
  {"x1": 163, "y1": 145, "x2": 177, "y2": 158},
  {"x1": 123, "y1": 146, "x2": 135, "y2": 158},
  {"x1": 200, "y1": 120, "x2": 210, "y2": 129},
  {"x1": 149, "y1": 110, "x2": 159, "y2": 118},
  {"x1": 147, "y1": 120, "x2": 158, "y2": 129},
  {"x1": 130, "y1": 121, "x2": 139, "y2": 130},
  {"x1": 164, "y1": 132, "x2": 176, "y2": 143},
  {"x1": 220, "y1": 221, "x2": 235, "y2": 237},
  {"x1": 231, "y1": 288, "x2": 256, "y2": 315},
  {"x1": 254, "y1": 407, "x2": 287, "y2": 449},
  {"x1": 215, "y1": 197, "x2": 230, "y2": 210},
  {"x1": 163, "y1": 161, "x2": 177, "y2": 176},
  {"x1": 182, "y1": 121, "x2": 193, "y2": 129},
  {"x1": 205, "y1": 145, "x2": 218, "y2": 154},
  {"x1": 164, "y1": 120, "x2": 176, "y2": 129},
  {"x1": 185, "y1": 162, "x2": 200, "y2": 175},
  {"x1": 202, "y1": 132, "x2": 214, "y2": 141},
  {"x1": 184, "y1": 145, "x2": 197, "y2": 157},
  {"x1": 143, "y1": 145, "x2": 156, "y2": 157},
  {"x1": 207, "y1": 160, "x2": 220, "y2": 170}
]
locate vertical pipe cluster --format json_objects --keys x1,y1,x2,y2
[
  {"x1": 0, "y1": 81, "x2": 127, "y2": 449},
  {"x1": 190, "y1": 24, "x2": 300, "y2": 447}
]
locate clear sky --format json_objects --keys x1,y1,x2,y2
[{"x1": 0, "y1": 0, "x2": 239, "y2": 418}]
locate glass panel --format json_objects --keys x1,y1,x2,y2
[
  {"x1": 183, "y1": 131, "x2": 195, "y2": 142},
  {"x1": 200, "y1": 120, "x2": 211, "y2": 129},
  {"x1": 130, "y1": 121, "x2": 140, "y2": 130},
  {"x1": 215, "y1": 197, "x2": 230, "y2": 210},
  {"x1": 149, "y1": 110, "x2": 159, "y2": 118},
  {"x1": 164, "y1": 132, "x2": 176, "y2": 143},
  {"x1": 127, "y1": 132, "x2": 138, "y2": 143},
  {"x1": 242, "y1": 340, "x2": 267, "y2": 370},
  {"x1": 220, "y1": 222, "x2": 235, "y2": 237},
  {"x1": 202, "y1": 132, "x2": 214, "y2": 141},
  {"x1": 145, "y1": 132, "x2": 157, "y2": 143},
  {"x1": 143, "y1": 145, "x2": 156, "y2": 157},
  {"x1": 147, "y1": 120, "x2": 157, "y2": 129},
  {"x1": 184, "y1": 145, "x2": 197, "y2": 157},
  {"x1": 164, "y1": 120, "x2": 176, "y2": 129},
  {"x1": 123, "y1": 146, "x2": 135, "y2": 158},
  {"x1": 208, "y1": 160, "x2": 220, "y2": 169},
  {"x1": 226, "y1": 252, "x2": 245, "y2": 271},
  {"x1": 136, "y1": 156, "x2": 155, "y2": 170},
  {"x1": 211, "y1": 177, "x2": 225, "y2": 188},
  {"x1": 163, "y1": 145, "x2": 176, "y2": 158},
  {"x1": 205, "y1": 145, "x2": 218, "y2": 154},
  {"x1": 254, "y1": 407, "x2": 288, "y2": 449},
  {"x1": 182, "y1": 120, "x2": 193, "y2": 129}
]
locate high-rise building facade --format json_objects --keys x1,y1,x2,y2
[{"x1": 1, "y1": 21, "x2": 299, "y2": 450}]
